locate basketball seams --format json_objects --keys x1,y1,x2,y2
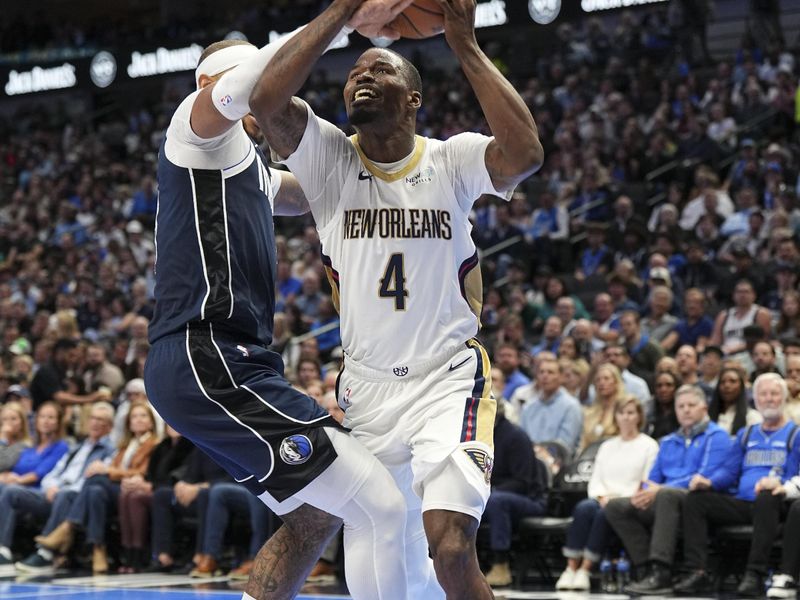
[
  {"x1": 400, "y1": 12, "x2": 426, "y2": 39},
  {"x1": 411, "y1": 1, "x2": 444, "y2": 16}
]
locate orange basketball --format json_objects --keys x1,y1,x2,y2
[{"x1": 390, "y1": 0, "x2": 445, "y2": 39}]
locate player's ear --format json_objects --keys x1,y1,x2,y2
[
  {"x1": 409, "y1": 91, "x2": 422, "y2": 110},
  {"x1": 198, "y1": 74, "x2": 214, "y2": 89}
]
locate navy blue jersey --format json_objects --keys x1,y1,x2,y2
[{"x1": 150, "y1": 140, "x2": 277, "y2": 346}]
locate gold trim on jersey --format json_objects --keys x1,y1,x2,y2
[
  {"x1": 464, "y1": 264, "x2": 483, "y2": 326},
  {"x1": 350, "y1": 135, "x2": 426, "y2": 182},
  {"x1": 324, "y1": 266, "x2": 341, "y2": 313},
  {"x1": 467, "y1": 339, "x2": 496, "y2": 451}
]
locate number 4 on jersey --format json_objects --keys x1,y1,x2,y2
[{"x1": 379, "y1": 253, "x2": 408, "y2": 311}]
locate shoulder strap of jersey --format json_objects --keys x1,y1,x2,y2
[
  {"x1": 740, "y1": 424, "x2": 757, "y2": 449},
  {"x1": 788, "y1": 423, "x2": 799, "y2": 451}
]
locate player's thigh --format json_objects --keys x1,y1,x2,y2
[{"x1": 293, "y1": 427, "x2": 406, "y2": 522}]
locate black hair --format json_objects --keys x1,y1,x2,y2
[
  {"x1": 384, "y1": 48, "x2": 423, "y2": 93},
  {"x1": 710, "y1": 367, "x2": 748, "y2": 434}
]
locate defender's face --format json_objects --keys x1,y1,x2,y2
[{"x1": 344, "y1": 49, "x2": 411, "y2": 126}]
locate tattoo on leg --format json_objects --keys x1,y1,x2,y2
[{"x1": 244, "y1": 504, "x2": 342, "y2": 600}]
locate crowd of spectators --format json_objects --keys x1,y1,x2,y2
[{"x1": 0, "y1": 0, "x2": 799, "y2": 594}]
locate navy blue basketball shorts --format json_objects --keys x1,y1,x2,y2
[{"x1": 144, "y1": 323, "x2": 339, "y2": 503}]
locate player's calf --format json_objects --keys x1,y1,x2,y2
[
  {"x1": 424, "y1": 509, "x2": 494, "y2": 600},
  {"x1": 243, "y1": 504, "x2": 342, "y2": 600}
]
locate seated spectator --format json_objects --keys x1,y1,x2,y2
[
  {"x1": 588, "y1": 345, "x2": 651, "y2": 415},
  {"x1": 0, "y1": 402, "x2": 31, "y2": 473},
  {"x1": 22, "y1": 403, "x2": 159, "y2": 574},
  {"x1": 649, "y1": 372, "x2": 681, "y2": 439},
  {"x1": 559, "y1": 358, "x2": 590, "y2": 400},
  {"x1": 111, "y1": 378, "x2": 165, "y2": 447},
  {"x1": 518, "y1": 358, "x2": 583, "y2": 454},
  {"x1": 674, "y1": 374, "x2": 800, "y2": 596},
  {"x1": 774, "y1": 289, "x2": 800, "y2": 338},
  {"x1": 575, "y1": 222, "x2": 614, "y2": 281},
  {"x1": 785, "y1": 354, "x2": 800, "y2": 423},
  {"x1": 557, "y1": 336, "x2": 579, "y2": 361},
  {"x1": 310, "y1": 296, "x2": 341, "y2": 359},
  {"x1": 556, "y1": 396, "x2": 658, "y2": 591},
  {"x1": 675, "y1": 344, "x2": 712, "y2": 399},
  {"x1": 709, "y1": 367, "x2": 763, "y2": 435},
  {"x1": 640, "y1": 286, "x2": 678, "y2": 344},
  {"x1": 29, "y1": 339, "x2": 111, "y2": 413},
  {"x1": 572, "y1": 319, "x2": 605, "y2": 361},
  {"x1": 189, "y1": 480, "x2": 274, "y2": 579},
  {"x1": 681, "y1": 239, "x2": 718, "y2": 293},
  {"x1": 531, "y1": 316, "x2": 562, "y2": 356},
  {"x1": 655, "y1": 356, "x2": 680, "y2": 378},
  {"x1": 496, "y1": 344, "x2": 531, "y2": 402},
  {"x1": 765, "y1": 493, "x2": 800, "y2": 598},
  {"x1": 699, "y1": 345, "x2": 724, "y2": 387},
  {"x1": 749, "y1": 340, "x2": 783, "y2": 383},
  {"x1": 662, "y1": 288, "x2": 714, "y2": 353},
  {"x1": 1, "y1": 402, "x2": 115, "y2": 572},
  {"x1": 482, "y1": 403, "x2": 548, "y2": 587},
  {"x1": 607, "y1": 385, "x2": 731, "y2": 594},
  {"x1": 116, "y1": 424, "x2": 193, "y2": 573},
  {"x1": 620, "y1": 310, "x2": 665, "y2": 389},
  {"x1": 147, "y1": 446, "x2": 231, "y2": 573},
  {"x1": 591, "y1": 293, "x2": 621, "y2": 345},
  {"x1": 710, "y1": 279, "x2": 772, "y2": 355},
  {"x1": 0, "y1": 402, "x2": 68, "y2": 489},
  {"x1": 580, "y1": 364, "x2": 625, "y2": 451}
]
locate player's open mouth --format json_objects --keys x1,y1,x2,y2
[{"x1": 352, "y1": 86, "x2": 380, "y2": 104}]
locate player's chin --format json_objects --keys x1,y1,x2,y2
[{"x1": 348, "y1": 105, "x2": 382, "y2": 127}]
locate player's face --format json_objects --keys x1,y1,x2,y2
[{"x1": 344, "y1": 49, "x2": 411, "y2": 126}]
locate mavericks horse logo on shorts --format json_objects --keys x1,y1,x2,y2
[{"x1": 279, "y1": 435, "x2": 314, "y2": 465}]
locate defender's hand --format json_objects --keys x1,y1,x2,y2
[
  {"x1": 435, "y1": 0, "x2": 478, "y2": 50},
  {"x1": 348, "y1": 0, "x2": 414, "y2": 39}
]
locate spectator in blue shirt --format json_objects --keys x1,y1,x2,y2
[
  {"x1": 0, "y1": 402, "x2": 69, "y2": 489},
  {"x1": 674, "y1": 373, "x2": 800, "y2": 597},
  {"x1": 531, "y1": 316, "x2": 562, "y2": 357},
  {"x1": 519, "y1": 357, "x2": 583, "y2": 453},
  {"x1": 496, "y1": 344, "x2": 531, "y2": 402},
  {"x1": 661, "y1": 288, "x2": 714, "y2": 353},
  {"x1": 605, "y1": 385, "x2": 731, "y2": 594}
]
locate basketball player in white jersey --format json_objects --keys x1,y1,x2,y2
[
  {"x1": 146, "y1": 2, "x2": 417, "y2": 598},
  {"x1": 250, "y1": 0, "x2": 544, "y2": 596}
]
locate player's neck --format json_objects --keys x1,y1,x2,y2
[{"x1": 355, "y1": 126, "x2": 416, "y2": 163}]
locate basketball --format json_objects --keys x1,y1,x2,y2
[{"x1": 389, "y1": 0, "x2": 445, "y2": 39}]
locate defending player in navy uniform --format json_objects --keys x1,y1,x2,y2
[
  {"x1": 143, "y1": 3, "x2": 417, "y2": 598},
  {"x1": 250, "y1": 0, "x2": 544, "y2": 597}
]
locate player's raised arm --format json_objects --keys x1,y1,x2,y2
[
  {"x1": 249, "y1": 0, "x2": 414, "y2": 158},
  {"x1": 437, "y1": 0, "x2": 544, "y2": 192}
]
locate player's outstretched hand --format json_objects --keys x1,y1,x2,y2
[
  {"x1": 349, "y1": 0, "x2": 415, "y2": 39},
  {"x1": 434, "y1": 0, "x2": 477, "y2": 49}
]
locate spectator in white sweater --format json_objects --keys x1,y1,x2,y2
[{"x1": 556, "y1": 395, "x2": 659, "y2": 591}]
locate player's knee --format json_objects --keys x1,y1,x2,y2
[{"x1": 284, "y1": 503, "x2": 342, "y2": 542}]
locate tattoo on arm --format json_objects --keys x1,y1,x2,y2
[{"x1": 257, "y1": 98, "x2": 308, "y2": 161}]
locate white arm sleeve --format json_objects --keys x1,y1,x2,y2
[{"x1": 211, "y1": 26, "x2": 352, "y2": 122}]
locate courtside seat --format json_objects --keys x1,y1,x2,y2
[{"x1": 512, "y1": 516, "x2": 573, "y2": 586}]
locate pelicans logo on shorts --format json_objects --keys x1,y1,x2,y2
[
  {"x1": 279, "y1": 435, "x2": 314, "y2": 465},
  {"x1": 463, "y1": 448, "x2": 493, "y2": 485}
]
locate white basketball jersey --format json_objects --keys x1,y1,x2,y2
[{"x1": 282, "y1": 102, "x2": 509, "y2": 374}]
